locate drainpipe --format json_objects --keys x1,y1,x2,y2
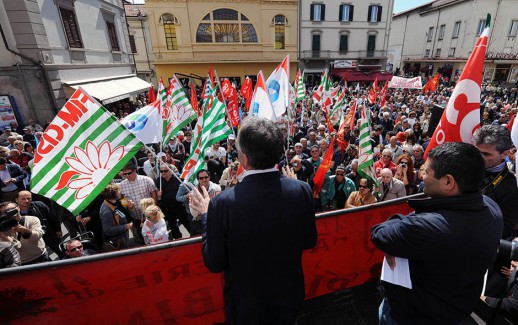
[{"x1": 0, "y1": 22, "x2": 58, "y2": 115}]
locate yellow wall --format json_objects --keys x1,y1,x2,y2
[
  {"x1": 155, "y1": 62, "x2": 298, "y2": 84},
  {"x1": 146, "y1": 0, "x2": 298, "y2": 83}
]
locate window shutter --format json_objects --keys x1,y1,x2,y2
[
  {"x1": 321, "y1": 4, "x2": 325, "y2": 21},
  {"x1": 339, "y1": 5, "x2": 343, "y2": 21},
  {"x1": 310, "y1": 4, "x2": 314, "y2": 20},
  {"x1": 350, "y1": 5, "x2": 354, "y2": 21},
  {"x1": 368, "y1": 5, "x2": 372, "y2": 21},
  {"x1": 377, "y1": 6, "x2": 382, "y2": 22}
]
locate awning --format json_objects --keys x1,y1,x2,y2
[
  {"x1": 330, "y1": 69, "x2": 393, "y2": 82},
  {"x1": 65, "y1": 76, "x2": 151, "y2": 104}
]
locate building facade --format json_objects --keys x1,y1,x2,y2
[
  {"x1": 388, "y1": 0, "x2": 518, "y2": 85},
  {"x1": 0, "y1": 0, "x2": 149, "y2": 125},
  {"x1": 146, "y1": 0, "x2": 298, "y2": 87},
  {"x1": 299, "y1": 0, "x2": 395, "y2": 83},
  {"x1": 125, "y1": 3, "x2": 156, "y2": 86}
]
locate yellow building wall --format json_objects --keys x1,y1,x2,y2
[
  {"x1": 146, "y1": 0, "x2": 298, "y2": 83},
  {"x1": 155, "y1": 61, "x2": 298, "y2": 84}
]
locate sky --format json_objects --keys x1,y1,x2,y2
[
  {"x1": 393, "y1": 0, "x2": 433, "y2": 14},
  {"x1": 128, "y1": 0, "x2": 434, "y2": 15}
]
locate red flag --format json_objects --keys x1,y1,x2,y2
[
  {"x1": 424, "y1": 16, "x2": 490, "y2": 159},
  {"x1": 190, "y1": 82, "x2": 199, "y2": 116},
  {"x1": 336, "y1": 116, "x2": 350, "y2": 155},
  {"x1": 368, "y1": 75, "x2": 379, "y2": 105},
  {"x1": 345, "y1": 100, "x2": 357, "y2": 130},
  {"x1": 379, "y1": 82, "x2": 389, "y2": 107},
  {"x1": 147, "y1": 85, "x2": 156, "y2": 103},
  {"x1": 240, "y1": 77, "x2": 253, "y2": 111},
  {"x1": 312, "y1": 137, "x2": 336, "y2": 196},
  {"x1": 429, "y1": 73, "x2": 440, "y2": 92},
  {"x1": 221, "y1": 79, "x2": 233, "y2": 99},
  {"x1": 507, "y1": 114, "x2": 515, "y2": 132},
  {"x1": 228, "y1": 86, "x2": 240, "y2": 127}
]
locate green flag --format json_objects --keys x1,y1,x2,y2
[
  {"x1": 357, "y1": 105, "x2": 379, "y2": 187},
  {"x1": 30, "y1": 87, "x2": 143, "y2": 215},
  {"x1": 162, "y1": 75, "x2": 197, "y2": 146},
  {"x1": 181, "y1": 89, "x2": 232, "y2": 183}
]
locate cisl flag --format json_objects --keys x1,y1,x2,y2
[
  {"x1": 424, "y1": 15, "x2": 491, "y2": 158},
  {"x1": 31, "y1": 88, "x2": 143, "y2": 215},
  {"x1": 251, "y1": 71, "x2": 275, "y2": 121},
  {"x1": 266, "y1": 55, "x2": 290, "y2": 121}
]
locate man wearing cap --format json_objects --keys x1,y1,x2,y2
[
  {"x1": 168, "y1": 136, "x2": 186, "y2": 167},
  {"x1": 0, "y1": 127, "x2": 17, "y2": 147},
  {"x1": 293, "y1": 143, "x2": 308, "y2": 160},
  {"x1": 321, "y1": 165, "x2": 356, "y2": 211},
  {"x1": 221, "y1": 134, "x2": 238, "y2": 164}
]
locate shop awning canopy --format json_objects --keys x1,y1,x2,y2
[
  {"x1": 330, "y1": 69, "x2": 393, "y2": 82},
  {"x1": 65, "y1": 76, "x2": 151, "y2": 104}
]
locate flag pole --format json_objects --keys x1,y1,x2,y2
[{"x1": 145, "y1": 144, "x2": 193, "y2": 193}]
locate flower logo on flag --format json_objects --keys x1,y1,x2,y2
[{"x1": 56, "y1": 140, "x2": 125, "y2": 199}]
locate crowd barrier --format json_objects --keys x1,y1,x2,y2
[{"x1": 0, "y1": 197, "x2": 416, "y2": 324}]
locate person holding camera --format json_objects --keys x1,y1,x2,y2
[
  {"x1": 0, "y1": 201, "x2": 48, "y2": 265},
  {"x1": 371, "y1": 142, "x2": 503, "y2": 324},
  {"x1": 219, "y1": 161, "x2": 240, "y2": 190},
  {"x1": 394, "y1": 154, "x2": 418, "y2": 195}
]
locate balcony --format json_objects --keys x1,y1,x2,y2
[
  {"x1": 301, "y1": 50, "x2": 331, "y2": 60},
  {"x1": 357, "y1": 50, "x2": 386, "y2": 59},
  {"x1": 301, "y1": 50, "x2": 387, "y2": 61}
]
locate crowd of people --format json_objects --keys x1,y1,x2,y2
[{"x1": 0, "y1": 75, "x2": 517, "y2": 322}]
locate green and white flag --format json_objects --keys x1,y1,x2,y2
[
  {"x1": 181, "y1": 89, "x2": 232, "y2": 183},
  {"x1": 31, "y1": 88, "x2": 143, "y2": 215},
  {"x1": 162, "y1": 74, "x2": 197, "y2": 146},
  {"x1": 357, "y1": 105, "x2": 379, "y2": 187},
  {"x1": 295, "y1": 69, "x2": 305, "y2": 103}
]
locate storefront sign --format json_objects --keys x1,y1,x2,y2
[
  {"x1": 334, "y1": 60, "x2": 357, "y2": 68},
  {"x1": 486, "y1": 52, "x2": 518, "y2": 60}
]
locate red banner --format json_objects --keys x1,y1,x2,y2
[
  {"x1": 221, "y1": 80, "x2": 240, "y2": 127},
  {"x1": 240, "y1": 77, "x2": 253, "y2": 111},
  {"x1": 0, "y1": 199, "x2": 415, "y2": 324}
]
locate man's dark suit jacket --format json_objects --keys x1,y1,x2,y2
[{"x1": 202, "y1": 171, "x2": 317, "y2": 324}]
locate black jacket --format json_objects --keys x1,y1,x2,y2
[
  {"x1": 371, "y1": 192, "x2": 503, "y2": 324},
  {"x1": 483, "y1": 164, "x2": 518, "y2": 239}
]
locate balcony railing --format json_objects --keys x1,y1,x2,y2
[{"x1": 300, "y1": 50, "x2": 387, "y2": 60}]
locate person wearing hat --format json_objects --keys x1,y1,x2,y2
[
  {"x1": 0, "y1": 126, "x2": 18, "y2": 147},
  {"x1": 221, "y1": 134, "x2": 238, "y2": 164},
  {"x1": 22, "y1": 127, "x2": 36, "y2": 148},
  {"x1": 320, "y1": 165, "x2": 356, "y2": 211}
]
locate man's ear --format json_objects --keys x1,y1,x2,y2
[{"x1": 442, "y1": 174, "x2": 457, "y2": 192}]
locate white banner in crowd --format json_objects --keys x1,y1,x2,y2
[{"x1": 388, "y1": 76, "x2": 423, "y2": 89}]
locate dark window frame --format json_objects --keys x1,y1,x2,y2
[
  {"x1": 59, "y1": 7, "x2": 83, "y2": 49},
  {"x1": 106, "y1": 21, "x2": 120, "y2": 52},
  {"x1": 339, "y1": 34, "x2": 348, "y2": 53}
]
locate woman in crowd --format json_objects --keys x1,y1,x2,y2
[
  {"x1": 99, "y1": 184, "x2": 134, "y2": 251},
  {"x1": 394, "y1": 154, "x2": 417, "y2": 195},
  {"x1": 220, "y1": 161, "x2": 240, "y2": 190}
]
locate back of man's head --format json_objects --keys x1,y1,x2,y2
[
  {"x1": 237, "y1": 117, "x2": 283, "y2": 169},
  {"x1": 427, "y1": 142, "x2": 485, "y2": 194},
  {"x1": 473, "y1": 125, "x2": 512, "y2": 153}
]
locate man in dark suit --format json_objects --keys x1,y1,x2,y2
[{"x1": 190, "y1": 116, "x2": 318, "y2": 324}]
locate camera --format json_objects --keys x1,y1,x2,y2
[
  {"x1": 498, "y1": 239, "x2": 518, "y2": 261},
  {"x1": 291, "y1": 162, "x2": 298, "y2": 167},
  {"x1": 0, "y1": 208, "x2": 19, "y2": 231},
  {"x1": 399, "y1": 163, "x2": 407, "y2": 168}
]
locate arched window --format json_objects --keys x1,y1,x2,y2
[
  {"x1": 272, "y1": 15, "x2": 287, "y2": 49},
  {"x1": 196, "y1": 9, "x2": 258, "y2": 43},
  {"x1": 161, "y1": 13, "x2": 178, "y2": 50}
]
